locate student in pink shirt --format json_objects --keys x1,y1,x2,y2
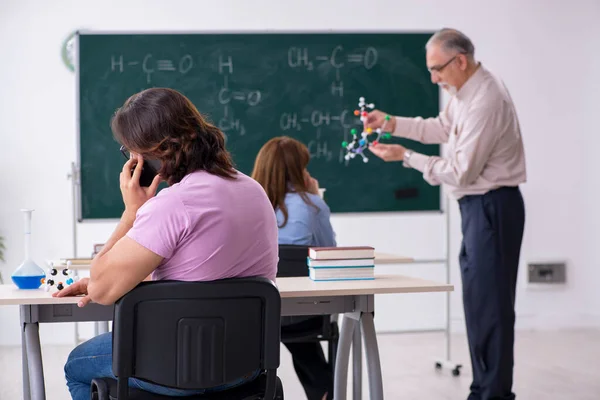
[{"x1": 54, "y1": 87, "x2": 278, "y2": 400}]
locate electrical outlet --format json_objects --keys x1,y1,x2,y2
[{"x1": 527, "y1": 262, "x2": 566, "y2": 284}]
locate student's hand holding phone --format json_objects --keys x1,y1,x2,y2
[{"x1": 120, "y1": 154, "x2": 161, "y2": 217}]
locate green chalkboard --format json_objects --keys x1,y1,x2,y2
[{"x1": 77, "y1": 31, "x2": 440, "y2": 220}]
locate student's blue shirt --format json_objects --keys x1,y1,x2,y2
[{"x1": 276, "y1": 192, "x2": 337, "y2": 247}]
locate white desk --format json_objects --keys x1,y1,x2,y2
[
  {"x1": 0, "y1": 274, "x2": 452, "y2": 400},
  {"x1": 49, "y1": 253, "x2": 417, "y2": 342}
]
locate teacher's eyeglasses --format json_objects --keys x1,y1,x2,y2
[{"x1": 428, "y1": 55, "x2": 459, "y2": 74}]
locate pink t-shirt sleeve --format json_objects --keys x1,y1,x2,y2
[{"x1": 126, "y1": 192, "x2": 189, "y2": 259}]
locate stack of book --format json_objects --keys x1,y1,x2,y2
[{"x1": 307, "y1": 246, "x2": 375, "y2": 281}]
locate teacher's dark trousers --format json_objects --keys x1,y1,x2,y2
[{"x1": 458, "y1": 186, "x2": 525, "y2": 400}]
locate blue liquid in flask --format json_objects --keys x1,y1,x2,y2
[
  {"x1": 12, "y1": 274, "x2": 45, "y2": 289},
  {"x1": 12, "y1": 209, "x2": 46, "y2": 290}
]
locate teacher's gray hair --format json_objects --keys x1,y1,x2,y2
[{"x1": 426, "y1": 28, "x2": 475, "y2": 58}]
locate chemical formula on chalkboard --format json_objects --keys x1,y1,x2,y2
[
  {"x1": 281, "y1": 45, "x2": 383, "y2": 165},
  {"x1": 111, "y1": 54, "x2": 194, "y2": 84},
  {"x1": 111, "y1": 53, "x2": 258, "y2": 137},
  {"x1": 288, "y1": 45, "x2": 378, "y2": 98},
  {"x1": 215, "y1": 56, "x2": 262, "y2": 137}
]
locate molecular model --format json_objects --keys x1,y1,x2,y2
[
  {"x1": 342, "y1": 97, "x2": 392, "y2": 163},
  {"x1": 41, "y1": 261, "x2": 78, "y2": 292}
]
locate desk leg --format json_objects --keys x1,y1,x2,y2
[
  {"x1": 352, "y1": 324, "x2": 362, "y2": 400},
  {"x1": 24, "y1": 322, "x2": 47, "y2": 400},
  {"x1": 22, "y1": 326, "x2": 31, "y2": 400},
  {"x1": 94, "y1": 321, "x2": 109, "y2": 336},
  {"x1": 334, "y1": 314, "x2": 358, "y2": 400},
  {"x1": 360, "y1": 313, "x2": 383, "y2": 400},
  {"x1": 74, "y1": 270, "x2": 80, "y2": 345}
]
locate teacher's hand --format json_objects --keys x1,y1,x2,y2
[
  {"x1": 120, "y1": 154, "x2": 161, "y2": 216},
  {"x1": 368, "y1": 143, "x2": 406, "y2": 162},
  {"x1": 364, "y1": 110, "x2": 396, "y2": 133}
]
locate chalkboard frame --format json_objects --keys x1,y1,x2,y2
[{"x1": 74, "y1": 29, "x2": 443, "y2": 222}]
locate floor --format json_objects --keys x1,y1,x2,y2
[{"x1": 1, "y1": 329, "x2": 599, "y2": 399}]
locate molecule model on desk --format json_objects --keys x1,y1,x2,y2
[
  {"x1": 41, "y1": 260, "x2": 78, "y2": 292},
  {"x1": 342, "y1": 97, "x2": 392, "y2": 163}
]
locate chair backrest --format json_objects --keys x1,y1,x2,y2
[
  {"x1": 111, "y1": 277, "x2": 281, "y2": 398},
  {"x1": 277, "y1": 245, "x2": 309, "y2": 277},
  {"x1": 278, "y1": 244, "x2": 326, "y2": 328}
]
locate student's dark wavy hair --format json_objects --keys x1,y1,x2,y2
[{"x1": 111, "y1": 88, "x2": 236, "y2": 185}]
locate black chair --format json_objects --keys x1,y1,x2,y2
[
  {"x1": 277, "y1": 245, "x2": 339, "y2": 368},
  {"x1": 90, "y1": 277, "x2": 284, "y2": 400}
]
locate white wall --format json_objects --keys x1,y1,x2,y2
[
  {"x1": 0, "y1": 0, "x2": 598, "y2": 346},
  {"x1": 581, "y1": 9, "x2": 600, "y2": 315}
]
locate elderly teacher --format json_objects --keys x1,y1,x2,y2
[{"x1": 365, "y1": 28, "x2": 526, "y2": 400}]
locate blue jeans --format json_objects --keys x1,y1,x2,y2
[{"x1": 65, "y1": 332, "x2": 260, "y2": 400}]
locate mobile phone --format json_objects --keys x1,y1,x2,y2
[{"x1": 119, "y1": 145, "x2": 161, "y2": 187}]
